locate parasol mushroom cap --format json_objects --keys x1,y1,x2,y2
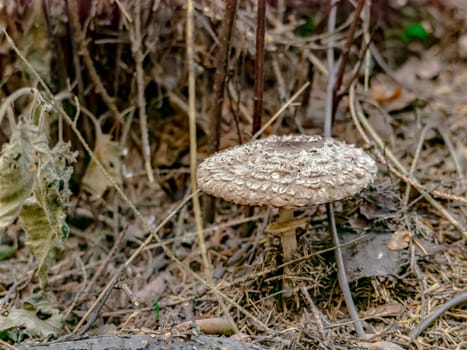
[{"x1": 197, "y1": 134, "x2": 377, "y2": 209}]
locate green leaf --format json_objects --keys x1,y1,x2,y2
[
  {"x1": 403, "y1": 23, "x2": 429, "y2": 42},
  {"x1": 153, "y1": 299, "x2": 160, "y2": 321},
  {"x1": 0, "y1": 242, "x2": 18, "y2": 261},
  {"x1": 296, "y1": 17, "x2": 316, "y2": 37}
]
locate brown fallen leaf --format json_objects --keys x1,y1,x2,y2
[
  {"x1": 371, "y1": 83, "x2": 402, "y2": 104},
  {"x1": 82, "y1": 131, "x2": 122, "y2": 198},
  {"x1": 358, "y1": 341, "x2": 404, "y2": 350},
  {"x1": 387, "y1": 230, "x2": 413, "y2": 251},
  {"x1": 416, "y1": 59, "x2": 441, "y2": 80},
  {"x1": 363, "y1": 303, "x2": 404, "y2": 319}
]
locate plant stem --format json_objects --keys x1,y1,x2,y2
[
  {"x1": 252, "y1": 0, "x2": 266, "y2": 135},
  {"x1": 203, "y1": 0, "x2": 238, "y2": 224}
]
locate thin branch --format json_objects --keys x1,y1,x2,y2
[
  {"x1": 203, "y1": 0, "x2": 238, "y2": 223},
  {"x1": 324, "y1": 0, "x2": 366, "y2": 339},
  {"x1": 186, "y1": 0, "x2": 210, "y2": 285},
  {"x1": 332, "y1": 0, "x2": 364, "y2": 120},
  {"x1": 186, "y1": 0, "x2": 240, "y2": 335},
  {"x1": 409, "y1": 291, "x2": 467, "y2": 341},
  {"x1": 252, "y1": 0, "x2": 266, "y2": 135},
  {"x1": 129, "y1": 0, "x2": 154, "y2": 183},
  {"x1": 67, "y1": 0, "x2": 122, "y2": 123}
]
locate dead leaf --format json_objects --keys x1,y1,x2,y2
[
  {"x1": 416, "y1": 60, "x2": 441, "y2": 80},
  {"x1": 82, "y1": 132, "x2": 122, "y2": 198},
  {"x1": 0, "y1": 308, "x2": 62, "y2": 339},
  {"x1": 387, "y1": 230, "x2": 413, "y2": 251},
  {"x1": 370, "y1": 74, "x2": 417, "y2": 112},
  {"x1": 342, "y1": 233, "x2": 440, "y2": 281},
  {"x1": 0, "y1": 122, "x2": 36, "y2": 233},
  {"x1": 363, "y1": 303, "x2": 404, "y2": 319},
  {"x1": 152, "y1": 113, "x2": 189, "y2": 168},
  {"x1": 371, "y1": 83, "x2": 402, "y2": 104},
  {"x1": 358, "y1": 341, "x2": 404, "y2": 350},
  {"x1": 136, "y1": 272, "x2": 175, "y2": 304},
  {"x1": 18, "y1": 1, "x2": 52, "y2": 81},
  {"x1": 342, "y1": 234, "x2": 404, "y2": 282}
]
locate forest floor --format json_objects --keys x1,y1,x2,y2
[{"x1": 0, "y1": 1, "x2": 465, "y2": 349}]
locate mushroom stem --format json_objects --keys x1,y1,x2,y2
[{"x1": 277, "y1": 209, "x2": 297, "y2": 261}]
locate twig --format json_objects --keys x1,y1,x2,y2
[
  {"x1": 409, "y1": 291, "x2": 467, "y2": 341},
  {"x1": 76, "y1": 265, "x2": 125, "y2": 336},
  {"x1": 186, "y1": 0, "x2": 211, "y2": 290},
  {"x1": 64, "y1": 0, "x2": 84, "y2": 103},
  {"x1": 0, "y1": 339, "x2": 18, "y2": 350},
  {"x1": 208, "y1": 0, "x2": 238, "y2": 153},
  {"x1": 403, "y1": 125, "x2": 430, "y2": 208},
  {"x1": 67, "y1": 0, "x2": 122, "y2": 123},
  {"x1": 332, "y1": 0, "x2": 365, "y2": 124},
  {"x1": 252, "y1": 0, "x2": 266, "y2": 135},
  {"x1": 186, "y1": 0, "x2": 239, "y2": 335},
  {"x1": 252, "y1": 81, "x2": 309, "y2": 140},
  {"x1": 324, "y1": 0, "x2": 337, "y2": 138},
  {"x1": 203, "y1": 0, "x2": 238, "y2": 223},
  {"x1": 362, "y1": 0, "x2": 371, "y2": 91},
  {"x1": 438, "y1": 129, "x2": 465, "y2": 190},
  {"x1": 324, "y1": 1, "x2": 366, "y2": 339},
  {"x1": 129, "y1": 0, "x2": 154, "y2": 183},
  {"x1": 81, "y1": 227, "x2": 126, "y2": 299},
  {"x1": 117, "y1": 273, "x2": 140, "y2": 306},
  {"x1": 296, "y1": 49, "x2": 314, "y2": 133},
  {"x1": 301, "y1": 287, "x2": 328, "y2": 331},
  {"x1": 63, "y1": 254, "x2": 88, "y2": 319}
]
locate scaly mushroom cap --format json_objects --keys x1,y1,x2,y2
[{"x1": 197, "y1": 134, "x2": 377, "y2": 208}]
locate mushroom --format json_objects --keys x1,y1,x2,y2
[{"x1": 197, "y1": 134, "x2": 377, "y2": 262}]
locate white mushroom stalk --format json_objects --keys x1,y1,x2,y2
[{"x1": 197, "y1": 134, "x2": 377, "y2": 260}]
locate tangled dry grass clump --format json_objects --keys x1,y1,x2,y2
[{"x1": 0, "y1": 1, "x2": 465, "y2": 349}]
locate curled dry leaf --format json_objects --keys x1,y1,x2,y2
[
  {"x1": 0, "y1": 122, "x2": 36, "y2": 233},
  {"x1": 82, "y1": 132, "x2": 122, "y2": 198},
  {"x1": 370, "y1": 74, "x2": 417, "y2": 111},
  {"x1": 387, "y1": 230, "x2": 413, "y2": 251},
  {"x1": 0, "y1": 308, "x2": 62, "y2": 339},
  {"x1": 19, "y1": 139, "x2": 76, "y2": 288},
  {"x1": 371, "y1": 83, "x2": 402, "y2": 104}
]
